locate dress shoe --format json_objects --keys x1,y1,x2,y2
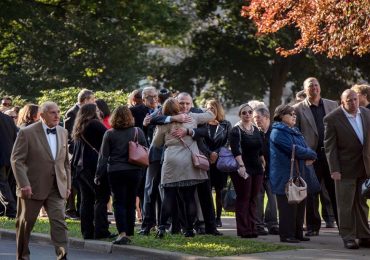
[
  {"x1": 95, "y1": 232, "x2": 117, "y2": 239},
  {"x1": 205, "y1": 229, "x2": 223, "y2": 236},
  {"x1": 184, "y1": 230, "x2": 195, "y2": 237},
  {"x1": 325, "y1": 221, "x2": 335, "y2": 228},
  {"x1": 65, "y1": 212, "x2": 79, "y2": 220},
  {"x1": 257, "y1": 229, "x2": 268, "y2": 236},
  {"x1": 359, "y1": 238, "x2": 370, "y2": 248},
  {"x1": 138, "y1": 228, "x2": 150, "y2": 236},
  {"x1": 155, "y1": 229, "x2": 165, "y2": 239},
  {"x1": 113, "y1": 236, "x2": 131, "y2": 245},
  {"x1": 280, "y1": 237, "x2": 300, "y2": 243},
  {"x1": 343, "y1": 240, "x2": 359, "y2": 249},
  {"x1": 297, "y1": 237, "x2": 310, "y2": 241},
  {"x1": 305, "y1": 230, "x2": 319, "y2": 236},
  {"x1": 195, "y1": 227, "x2": 206, "y2": 235},
  {"x1": 269, "y1": 227, "x2": 279, "y2": 235},
  {"x1": 216, "y1": 218, "x2": 222, "y2": 227}
]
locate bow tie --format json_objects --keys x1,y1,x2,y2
[{"x1": 46, "y1": 128, "x2": 56, "y2": 135}]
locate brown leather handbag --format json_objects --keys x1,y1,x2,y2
[
  {"x1": 128, "y1": 127, "x2": 149, "y2": 167},
  {"x1": 180, "y1": 138, "x2": 210, "y2": 171}
]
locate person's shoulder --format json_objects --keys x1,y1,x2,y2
[
  {"x1": 65, "y1": 104, "x2": 79, "y2": 116},
  {"x1": 190, "y1": 107, "x2": 203, "y2": 113},
  {"x1": 324, "y1": 106, "x2": 341, "y2": 120},
  {"x1": 292, "y1": 100, "x2": 306, "y2": 109}
]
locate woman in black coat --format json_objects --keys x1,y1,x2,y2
[{"x1": 72, "y1": 103, "x2": 111, "y2": 240}]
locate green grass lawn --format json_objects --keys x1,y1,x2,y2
[{"x1": 0, "y1": 217, "x2": 295, "y2": 257}]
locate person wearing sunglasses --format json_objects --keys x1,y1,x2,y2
[
  {"x1": 270, "y1": 104, "x2": 317, "y2": 243},
  {"x1": 1, "y1": 96, "x2": 13, "y2": 112},
  {"x1": 229, "y1": 103, "x2": 265, "y2": 238}
]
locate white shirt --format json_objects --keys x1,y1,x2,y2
[
  {"x1": 42, "y1": 121, "x2": 57, "y2": 160},
  {"x1": 341, "y1": 106, "x2": 364, "y2": 145}
]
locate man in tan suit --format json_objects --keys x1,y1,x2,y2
[
  {"x1": 11, "y1": 101, "x2": 71, "y2": 260},
  {"x1": 293, "y1": 77, "x2": 338, "y2": 236},
  {"x1": 324, "y1": 89, "x2": 370, "y2": 249}
]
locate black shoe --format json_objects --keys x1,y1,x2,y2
[
  {"x1": 305, "y1": 230, "x2": 319, "y2": 236},
  {"x1": 257, "y1": 229, "x2": 268, "y2": 236},
  {"x1": 205, "y1": 229, "x2": 223, "y2": 236},
  {"x1": 113, "y1": 236, "x2": 131, "y2": 245},
  {"x1": 359, "y1": 238, "x2": 370, "y2": 248},
  {"x1": 138, "y1": 228, "x2": 150, "y2": 236},
  {"x1": 195, "y1": 227, "x2": 206, "y2": 235},
  {"x1": 184, "y1": 230, "x2": 195, "y2": 237},
  {"x1": 155, "y1": 229, "x2": 165, "y2": 239},
  {"x1": 343, "y1": 240, "x2": 359, "y2": 249},
  {"x1": 325, "y1": 222, "x2": 335, "y2": 228},
  {"x1": 216, "y1": 218, "x2": 222, "y2": 227},
  {"x1": 95, "y1": 232, "x2": 117, "y2": 239},
  {"x1": 269, "y1": 227, "x2": 279, "y2": 235},
  {"x1": 280, "y1": 237, "x2": 300, "y2": 243},
  {"x1": 65, "y1": 212, "x2": 79, "y2": 220},
  {"x1": 297, "y1": 237, "x2": 310, "y2": 241}
]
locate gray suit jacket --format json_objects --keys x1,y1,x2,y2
[
  {"x1": 294, "y1": 98, "x2": 338, "y2": 150},
  {"x1": 324, "y1": 107, "x2": 370, "y2": 179}
]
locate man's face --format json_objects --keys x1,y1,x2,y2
[
  {"x1": 41, "y1": 105, "x2": 60, "y2": 128},
  {"x1": 253, "y1": 111, "x2": 269, "y2": 129},
  {"x1": 143, "y1": 90, "x2": 158, "y2": 109},
  {"x1": 1, "y1": 99, "x2": 11, "y2": 107},
  {"x1": 83, "y1": 95, "x2": 95, "y2": 105},
  {"x1": 342, "y1": 91, "x2": 359, "y2": 114},
  {"x1": 178, "y1": 95, "x2": 192, "y2": 113},
  {"x1": 305, "y1": 79, "x2": 321, "y2": 99}
]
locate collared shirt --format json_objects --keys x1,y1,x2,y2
[
  {"x1": 341, "y1": 106, "x2": 364, "y2": 145},
  {"x1": 42, "y1": 121, "x2": 57, "y2": 159},
  {"x1": 307, "y1": 98, "x2": 326, "y2": 150}
]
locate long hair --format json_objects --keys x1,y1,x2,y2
[
  {"x1": 72, "y1": 103, "x2": 98, "y2": 140},
  {"x1": 110, "y1": 105, "x2": 134, "y2": 129},
  {"x1": 17, "y1": 104, "x2": 39, "y2": 127},
  {"x1": 206, "y1": 99, "x2": 225, "y2": 121}
]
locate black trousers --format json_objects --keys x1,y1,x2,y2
[
  {"x1": 159, "y1": 185, "x2": 197, "y2": 233},
  {"x1": 276, "y1": 195, "x2": 306, "y2": 239},
  {"x1": 306, "y1": 152, "x2": 338, "y2": 232},
  {"x1": 196, "y1": 180, "x2": 217, "y2": 232},
  {"x1": 77, "y1": 167, "x2": 110, "y2": 239},
  {"x1": 0, "y1": 166, "x2": 16, "y2": 218},
  {"x1": 141, "y1": 161, "x2": 162, "y2": 229}
]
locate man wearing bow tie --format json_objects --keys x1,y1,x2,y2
[{"x1": 11, "y1": 101, "x2": 71, "y2": 260}]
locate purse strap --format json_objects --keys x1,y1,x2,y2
[
  {"x1": 81, "y1": 135, "x2": 99, "y2": 155},
  {"x1": 132, "y1": 127, "x2": 138, "y2": 143},
  {"x1": 179, "y1": 137, "x2": 193, "y2": 154},
  {"x1": 290, "y1": 145, "x2": 296, "y2": 179}
]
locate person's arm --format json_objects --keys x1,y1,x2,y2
[
  {"x1": 95, "y1": 131, "x2": 110, "y2": 183},
  {"x1": 323, "y1": 116, "x2": 341, "y2": 180},
  {"x1": 63, "y1": 130, "x2": 71, "y2": 197},
  {"x1": 137, "y1": 128, "x2": 148, "y2": 148},
  {"x1": 152, "y1": 126, "x2": 165, "y2": 148}
]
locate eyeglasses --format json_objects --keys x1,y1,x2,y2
[
  {"x1": 241, "y1": 110, "x2": 253, "y2": 115},
  {"x1": 144, "y1": 95, "x2": 158, "y2": 100},
  {"x1": 2, "y1": 102, "x2": 11, "y2": 107},
  {"x1": 286, "y1": 112, "x2": 296, "y2": 117}
]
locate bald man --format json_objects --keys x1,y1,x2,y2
[{"x1": 324, "y1": 89, "x2": 370, "y2": 249}]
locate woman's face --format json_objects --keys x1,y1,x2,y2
[
  {"x1": 206, "y1": 104, "x2": 217, "y2": 118},
  {"x1": 239, "y1": 106, "x2": 253, "y2": 123},
  {"x1": 281, "y1": 111, "x2": 297, "y2": 127}
]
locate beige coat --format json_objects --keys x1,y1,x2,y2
[
  {"x1": 11, "y1": 121, "x2": 71, "y2": 200},
  {"x1": 293, "y1": 98, "x2": 338, "y2": 150},
  {"x1": 153, "y1": 111, "x2": 214, "y2": 185}
]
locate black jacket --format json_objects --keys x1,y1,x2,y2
[
  {"x1": 0, "y1": 112, "x2": 17, "y2": 167},
  {"x1": 64, "y1": 104, "x2": 80, "y2": 154}
]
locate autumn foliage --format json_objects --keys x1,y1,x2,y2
[{"x1": 243, "y1": 0, "x2": 370, "y2": 58}]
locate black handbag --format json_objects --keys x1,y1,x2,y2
[
  {"x1": 361, "y1": 179, "x2": 370, "y2": 199},
  {"x1": 222, "y1": 182, "x2": 236, "y2": 212}
]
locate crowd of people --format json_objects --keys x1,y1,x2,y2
[{"x1": 1, "y1": 77, "x2": 370, "y2": 259}]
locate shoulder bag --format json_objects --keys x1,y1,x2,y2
[
  {"x1": 222, "y1": 181, "x2": 236, "y2": 212},
  {"x1": 285, "y1": 145, "x2": 307, "y2": 204},
  {"x1": 216, "y1": 147, "x2": 239, "y2": 172},
  {"x1": 128, "y1": 127, "x2": 149, "y2": 167},
  {"x1": 180, "y1": 138, "x2": 210, "y2": 171}
]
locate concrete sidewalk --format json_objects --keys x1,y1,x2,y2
[{"x1": 1, "y1": 217, "x2": 369, "y2": 259}]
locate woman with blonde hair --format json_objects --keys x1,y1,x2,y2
[{"x1": 17, "y1": 104, "x2": 40, "y2": 128}]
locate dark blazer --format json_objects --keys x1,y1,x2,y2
[
  {"x1": 64, "y1": 104, "x2": 80, "y2": 154},
  {"x1": 0, "y1": 113, "x2": 17, "y2": 167},
  {"x1": 324, "y1": 106, "x2": 370, "y2": 179}
]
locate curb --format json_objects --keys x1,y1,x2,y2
[{"x1": 0, "y1": 229, "x2": 204, "y2": 259}]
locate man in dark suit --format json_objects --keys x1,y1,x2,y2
[
  {"x1": 0, "y1": 112, "x2": 17, "y2": 218},
  {"x1": 64, "y1": 89, "x2": 95, "y2": 219},
  {"x1": 324, "y1": 89, "x2": 370, "y2": 249},
  {"x1": 293, "y1": 77, "x2": 338, "y2": 236},
  {"x1": 11, "y1": 101, "x2": 71, "y2": 260}
]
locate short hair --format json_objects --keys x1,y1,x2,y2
[
  {"x1": 303, "y1": 77, "x2": 319, "y2": 89},
  {"x1": 77, "y1": 89, "x2": 94, "y2": 104},
  {"x1": 273, "y1": 104, "x2": 295, "y2": 122},
  {"x1": 128, "y1": 89, "x2": 142, "y2": 107},
  {"x1": 2, "y1": 96, "x2": 12, "y2": 102},
  {"x1": 158, "y1": 88, "x2": 171, "y2": 104},
  {"x1": 40, "y1": 101, "x2": 58, "y2": 114},
  {"x1": 238, "y1": 103, "x2": 253, "y2": 116},
  {"x1": 162, "y1": 97, "x2": 180, "y2": 116},
  {"x1": 206, "y1": 99, "x2": 225, "y2": 121},
  {"x1": 248, "y1": 100, "x2": 267, "y2": 110},
  {"x1": 351, "y1": 84, "x2": 370, "y2": 102},
  {"x1": 142, "y1": 87, "x2": 157, "y2": 98},
  {"x1": 110, "y1": 105, "x2": 134, "y2": 129},
  {"x1": 17, "y1": 104, "x2": 39, "y2": 126},
  {"x1": 177, "y1": 92, "x2": 192, "y2": 100},
  {"x1": 95, "y1": 99, "x2": 110, "y2": 117},
  {"x1": 254, "y1": 107, "x2": 270, "y2": 118}
]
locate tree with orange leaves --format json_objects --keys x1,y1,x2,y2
[{"x1": 243, "y1": 0, "x2": 370, "y2": 58}]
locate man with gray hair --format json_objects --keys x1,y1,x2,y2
[
  {"x1": 11, "y1": 101, "x2": 71, "y2": 259},
  {"x1": 253, "y1": 106, "x2": 279, "y2": 235}
]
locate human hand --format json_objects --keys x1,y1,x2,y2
[
  {"x1": 237, "y1": 167, "x2": 249, "y2": 179},
  {"x1": 210, "y1": 152, "x2": 218, "y2": 164},
  {"x1": 171, "y1": 114, "x2": 192, "y2": 123},
  {"x1": 305, "y1": 160, "x2": 315, "y2": 165},
  {"x1": 171, "y1": 128, "x2": 187, "y2": 138},
  {"x1": 143, "y1": 113, "x2": 152, "y2": 126},
  {"x1": 21, "y1": 186, "x2": 33, "y2": 199},
  {"x1": 331, "y1": 172, "x2": 341, "y2": 181}
]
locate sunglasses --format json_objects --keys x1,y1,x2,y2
[
  {"x1": 2, "y1": 102, "x2": 11, "y2": 106},
  {"x1": 241, "y1": 110, "x2": 253, "y2": 115},
  {"x1": 286, "y1": 112, "x2": 296, "y2": 117}
]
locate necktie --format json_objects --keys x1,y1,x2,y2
[{"x1": 47, "y1": 128, "x2": 56, "y2": 135}]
